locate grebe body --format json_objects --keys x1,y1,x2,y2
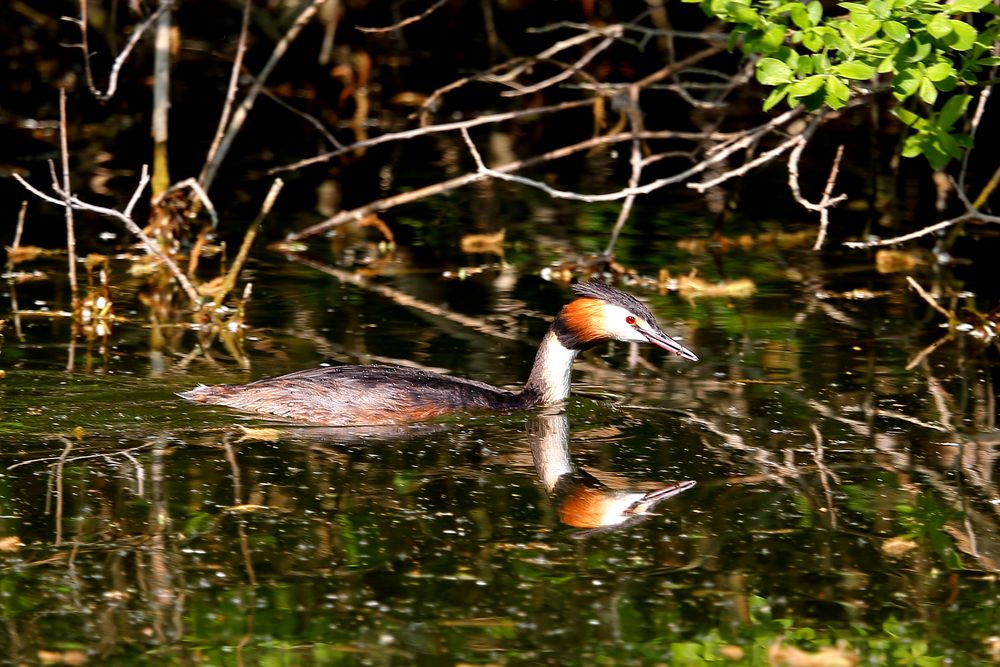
[{"x1": 180, "y1": 281, "x2": 697, "y2": 426}]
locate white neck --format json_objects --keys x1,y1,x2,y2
[{"x1": 523, "y1": 331, "x2": 579, "y2": 405}]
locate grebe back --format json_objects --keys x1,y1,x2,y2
[{"x1": 180, "y1": 281, "x2": 697, "y2": 426}]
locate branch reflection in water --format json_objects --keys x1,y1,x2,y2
[{"x1": 528, "y1": 411, "x2": 695, "y2": 536}]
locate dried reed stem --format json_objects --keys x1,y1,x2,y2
[
  {"x1": 151, "y1": 0, "x2": 172, "y2": 196},
  {"x1": 218, "y1": 178, "x2": 284, "y2": 303},
  {"x1": 57, "y1": 88, "x2": 79, "y2": 305}
]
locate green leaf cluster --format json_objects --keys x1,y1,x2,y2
[{"x1": 685, "y1": 0, "x2": 1000, "y2": 167}]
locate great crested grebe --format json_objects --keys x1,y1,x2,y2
[{"x1": 179, "y1": 281, "x2": 698, "y2": 426}]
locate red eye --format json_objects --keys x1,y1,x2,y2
[{"x1": 625, "y1": 315, "x2": 636, "y2": 325}]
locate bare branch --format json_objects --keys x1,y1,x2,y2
[
  {"x1": 959, "y1": 84, "x2": 992, "y2": 194},
  {"x1": 284, "y1": 123, "x2": 762, "y2": 242},
  {"x1": 494, "y1": 25, "x2": 623, "y2": 97},
  {"x1": 256, "y1": 79, "x2": 344, "y2": 149},
  {"x1": 217, "y1": 178, "x2": 284, "y2": 304},
  {"x1": 356, "y1": 0, "x2": 448, "y2": 33},
  {"x1": 200, "y1": 0, "x2": 329, "y2": 192},
  {"x1": 787, "y1": 132, "x2": 847, "y2": 251},
  {"x1": 200, "y1": 0, "x2": 252, "y2": 182},
  {"x1": 272, "y1": 98, "x2": 596, "y2": 174},
  {"x1": 12, "y1": 168, "x2": 202, "y2": 307},
  {"x1": 278, "y1": 43, "x2": 726, "y2": 174}
]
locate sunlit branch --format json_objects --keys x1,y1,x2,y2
[
  {"x1": 278, "y1": 43, "x2": 726, "y2": 174},
  {"x1": 688, "y1": 116, "x2": 817, "y2": 193},
  {"x1": 462, "y1": 106, "x2": 802, "y2": 203},
  {"x1": 906, "y1": 275, "x2": 955, "y2": 324},
  {"x1": 959, "y1": 84, "x2": 992, "y2": 195},
  {"x1": 356, "y1": 0, "x2": 448, "y2": 33},
  {"x1": 285, "y1": 127, "x2": 738, "y2": 242},
  {"x1": 842, "y1": 211, "x2": 983, "y2": 248},
  {"x1": 496, "y1": 22, "x2": 621, "y2": 84}
]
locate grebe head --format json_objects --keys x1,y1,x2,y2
[{"x1": 552, "y1": 281, "x2": 698, "y2": 361}]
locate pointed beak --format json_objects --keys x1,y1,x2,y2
[{"x1": 638, "y1": 326, "x2": 699, "y2": 362}]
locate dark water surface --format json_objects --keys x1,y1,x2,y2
[{"x1": 1, "y1": 209, "x2": 998, "y2": 665}]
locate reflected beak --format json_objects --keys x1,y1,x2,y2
[
  {"x1": 638, "y1": 326, "x2": 699, "y2": 362},
  {"x1": 627, "y1": 480, "x2": 697, "y2": 515},
  {"x1": 641, "y1": 480, "x2": 696, "y2": 503}
]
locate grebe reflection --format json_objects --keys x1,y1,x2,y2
[{"x1": 529, "y1": 413, "x2": 694, "y2": 535}]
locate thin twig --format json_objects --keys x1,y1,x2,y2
[
  {"x1": 689, "y1": 121, "x2": 812, "y2": 193},
  {"x1": 256, "y1": 80, "x2": 343, "y2": 149},
  {"x1": 497, "y1": 26, "x2": 622, "y2": 97},
  {"x1": 65, "y1": 3, "x2": 167, "y2": 101},
  {"x1": 494, "y1": 23, "x2": 615, "y2": 84},
  {"x1": 906, "y1": 331, "x2": 954, "y2": 371},
  {"x1": 274, "y1": 98, "x2": 595, "y2": 173},
  {"x1": 972, "y1": 162, "x2": 1000, "y2": 211},
  {"x1": 12, "y1": 201, "x2": 28, "y2": 250},
  {"x1": 356, "y1": 0, "x2": 448, "y2": 33},
  {"x1": 604, "y1": 86, "x2": 643, "y2": 257},
  {"x1": 157, "y1": 177, "x2": 219, "y2": 227},
  {"x1": 959, "y1": 84, "x2": 992, "y2": 194},
  {"x1": 467, "y1": 107, "x2": 801, "y2": 203},
  {"x1": 813, "y1": 155, "x2": 846, "y2": 250},
  {"x1": 8, "y1": 442, "x2": 154, "y2": 471},
  {"x1": 77, "y1": 0, "x2": 97, "y2": 96}
]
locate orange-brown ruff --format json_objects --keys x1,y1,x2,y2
[{"x1": 180, "y1": 281, "x2": 698, "y2": 426}]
